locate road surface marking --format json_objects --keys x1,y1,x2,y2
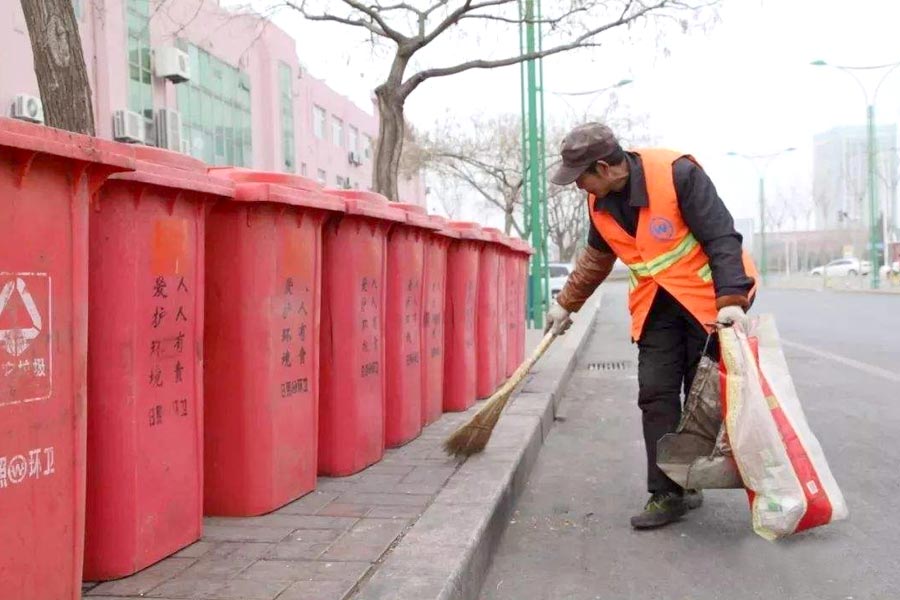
[{"x1": 781, "y1": 338, "x2": 900, "y2": 384}]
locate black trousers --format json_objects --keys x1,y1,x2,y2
[{"x1": 637, "y1": 288, "x2": 718, "y2": 494}]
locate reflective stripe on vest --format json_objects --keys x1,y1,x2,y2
[{"x1": 624, "y1": 233, "x2": 703, "y2": 279}]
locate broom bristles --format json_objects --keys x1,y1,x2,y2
[
  {"x1": 442, "y1": 331, "x2": 557, "y2": 458},
  {"x1": 442, "y1": 390, "x2": 513, "y2": 458}
]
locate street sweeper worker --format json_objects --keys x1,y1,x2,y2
[{"x1": 545, "y1": 122, "x2": 759, "y2": 529}]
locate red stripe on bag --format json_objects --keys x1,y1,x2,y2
[{"x1": 748, "y1": 337, "x2": 833, "y2": 532}]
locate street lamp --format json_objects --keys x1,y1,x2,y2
[
  {"x1": 811, "y1": 58, "x2": 900, "y2": 289},
  {"x1": 553, "y1": 79, "x2": 634, "y2": 116},
  {"x1": 726, "y1": 147, "x2": 797, "y2": 285},
  {"x1": 555, "y1": 78, "x2": 634, "y2": 96}
]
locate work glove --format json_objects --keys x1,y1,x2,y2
[
  {"x1": 717, "y1": 305, "x2": 748, "y2": 329},
  {"x1": 544, "y1": 302, "x2": 573, "y2": 336}
]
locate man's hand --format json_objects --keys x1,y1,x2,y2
[
  {"x1": 717, "y1": 305, "x2": 748, "y2": 328},
  {"x1": 544, "y1": 302, "x2": 573, "y2": 336}
]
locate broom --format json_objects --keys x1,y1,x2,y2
[{"x1": 443, "y1": 330, "x2": 558, "y2": 458}]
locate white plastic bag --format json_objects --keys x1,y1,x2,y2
[{"x1": 719, "y1": 314, "x2": 848, "y2": 540}]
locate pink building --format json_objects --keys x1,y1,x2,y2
[{"x1": 1, "y1": 0, "x2": 424, "y2": 204}]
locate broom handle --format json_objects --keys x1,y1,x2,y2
[{"x1": 480, "y1": 330, "x2": 557, "y2": 407}]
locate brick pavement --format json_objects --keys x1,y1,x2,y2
[{"x1": 83, "y1": 411, "x2": 472, "y2": 600}]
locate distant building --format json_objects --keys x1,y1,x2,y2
[
  {"x1": 2, "y1": 0, "x2": 424, "y2": 204},
  {"x1": 812, "y1": 125, "x2": 897, "y2": 232}
]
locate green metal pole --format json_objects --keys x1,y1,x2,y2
[
  {"x1": 758, "y1": 175, "x2": 767, "y2": 285},
  {"x1": 867, "y1": 104, "x2": 881, "y2": 289},
  {"x1": 525, "y1": 0, "x2": 543, "y2": 330},
  {"x1": 517, "y1": 0, "x2": 532, "y2": 320},
  {"x1": 536, "y1": 1, "x2": 549, "y2": 314}
]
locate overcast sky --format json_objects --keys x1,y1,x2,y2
[{"x1": 232, "y1": 0, "x2": 900, "y2": 226}]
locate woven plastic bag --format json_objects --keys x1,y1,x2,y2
[
  {"x1": 656, "y1": 353, "x2": 743, "y2": 490},
  {"x1": 719, "y1": 314, "x2": 848, "y2": 540}
]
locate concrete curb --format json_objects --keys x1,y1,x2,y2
[{"x1": 352, "y1": 294, "x2": 602, "y2": 600}]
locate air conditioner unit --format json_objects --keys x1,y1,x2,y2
[
  {"x1": 153, "y1": 46, "x2": 191, "y2": 83},
  {"x1": 11, "y1": 93, "x2": 44, "y2": 123},
  {"x1": 348, "y1": 151, "x2": 362, "y2": 166},
  {"x1": 155, "y1": 108, "x2": 183, "y2": 151},
  {"x1": 112, "y1": 109, "x2": 146, "y2": 144}
]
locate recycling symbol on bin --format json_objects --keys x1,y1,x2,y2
[{"x1": 0, "y1": 278, "x2": 43, "y2": 357}]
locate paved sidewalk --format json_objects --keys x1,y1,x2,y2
[
  {"x1": 82, "y1": 297, "x2": 597, "y2": 600},
  {"x1": 83, "y1": 412, "x2": 472, "y2": 600}
]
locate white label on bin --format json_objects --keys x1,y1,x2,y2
[
  {"x1": 0, "y1": 447, "x2": 55, "y2": 490},
  {"x1": 0, "y1": 273, "x2": 52, "y2": 407}
]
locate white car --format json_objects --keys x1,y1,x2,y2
[
  {"x1": 548, "y1": 262, "x2": 573, "y2": 299},
  {"x1": 809, "y1": 258, "x2": 872, "y2": 277}
]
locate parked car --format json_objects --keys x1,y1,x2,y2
[
  {"x1": 549, "y1": 262, "x2": 573, "y2": 298},
  {"x1": 809, "y1": 258, "x2": 872, "y2": 277}
]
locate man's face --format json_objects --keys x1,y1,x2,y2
[{"x1": 575, "y1": 163, "x2": 616, "y2": 198}]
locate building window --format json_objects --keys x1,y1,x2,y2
[
  {"x1": 126, "y1": 0, "x2": 153, "y2": 121},
  {"x1": 332, "y1": 117, "x2": 343, "y2": 147},
  {"x1": 278, "y1": 62, "x2": 295, "y2": 172},
  {"x1": 300, "y1": 163, "x2": 307, "y2": 177},
  {"x1": 363, "y1": 134, "x2": 373, "y2": 160},
  {"x1": 317, "y1": 169, "x2": 327, "y2": 185},
  {"x1": 73, "y1": 0, "x2": 83, "y2": 20},
  {"x1": 313, "y1": 106, "x2": 326, "y2": 139},
  {"x1": 176, "y1": 43, "x2": 253, "y2": 167},
  {"x1": 348, "y1": 125, "x2": 359, "y2": 155}
]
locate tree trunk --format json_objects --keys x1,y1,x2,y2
[
  {"x1": 373, "y1": 87, "x2": 405, "y2": 200},
  {"x1": 20, "y1": 0, "x2": 94, "y2": 135}
]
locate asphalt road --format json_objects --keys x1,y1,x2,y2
[{"x1": 480, "y1": 284, "x2": 900, "y2": 600}]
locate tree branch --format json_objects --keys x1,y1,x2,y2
[
  {"x1": 401, "y1": 0, "x2": 670, "y2": 97},
  {"x1": 339, "y1": 0, "x2": 408, "y2": 42},
  {"x1": 417, "y1": 0, "x2": 517, "y2": 50},
  {"x1": 284, "y1": 1, "x2": 390, "y2": 37},
  {"x1": 458, "y1": 4, "x2": 589, "y2": 26}
]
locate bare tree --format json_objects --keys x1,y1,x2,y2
[
  {"x1": 420, "y1": 114, "x2": 526, "y2": 235},
  {"x1": 284, "y1": 0, "x2": 718, "y2": 200},
  {"x1": 418, "y1": 105, "x2": 654, "y2": 260},
  {"x1": 20, "y1": 0, "x2": 94, "y2": 134},
  {"x1": 545, "y1": 184, "x2": 588, "y2": 262}
]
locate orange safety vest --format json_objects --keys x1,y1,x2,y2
[{"x1": 589, "y1": 148, "x2": 759, "y2": 341}]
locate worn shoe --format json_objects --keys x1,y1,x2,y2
[
  {"x1": 630, "y1": 492, "x2": 687, "y2": 529},
  {"x1": 685, "y1": 489, "x2": 704, "y2": 510}
]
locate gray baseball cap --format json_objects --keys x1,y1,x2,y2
[{"x1": 550, "y1": 122, "x2": 622, "y2": 185}]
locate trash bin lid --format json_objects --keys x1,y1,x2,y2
[
  {"x1": 109, "y1": 146, "x2": 233, "y2": 198},
  {"x1": 428, "y1": 215, "x2": 461, "y2": 239},
  {"x1": 448, "y1": 221, "x2": 489, "y2": 241},
  {"x1": 325, "y1": 189, "x2": 405, "y2": 222},
  {"x1": 391, "y1": 202, "x2": 441, "y2": 229},
  {"x1": 232, "y1": 182, "x2": 345, "y2": 213},
  {"x1": 0, "y1": 118, "x2": 134, "y2": 173},
  {"x1": 208, "y1": 167, "x2": 323, "y2": 192}
]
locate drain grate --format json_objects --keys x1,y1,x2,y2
[{"x1": 587, "y1": 360, "x2": 633, "y2": 371}]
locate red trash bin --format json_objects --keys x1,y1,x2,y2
[
  {"x1": 318, "y1": 190, "x2": 405, "y2": 476},
  {"x1": 84, "y1": 146, "x2": 233, "y2": 580},
  {"x1": 203, "y1": 170, "x2": 344, "y2": 516},
  {"x1": 0, "y1": 119, "x2": 132, "y2": 600},
  {"x1": 476, "y1": 228, "x2": 504, "y2": 398},
  {"x1": 444, "y1": 222, "x2": 487, "y2": 411},
  {"x1": 505, "y1": 239, "x2": 532, "y2": 376},
  {"x1": 486, "y1": 229, "x2": 512, "y2": 389},
  {"x1": 421, "y1": 216, "x2": 457, "y2": 426},
  {"x1": 384, "y1": 203, "x2": 440, "y2": 448}
]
